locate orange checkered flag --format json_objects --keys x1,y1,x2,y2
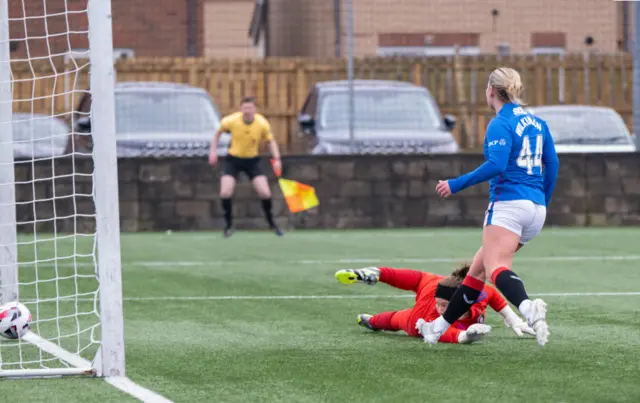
[
  {"x1": 278, "y1": 178, "x2": 319, "y2": 213},
  {"x1": 271, "y1": 159, "x2": 319, "y2": 213}
]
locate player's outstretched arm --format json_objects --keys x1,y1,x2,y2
[
  {"x1": 446, "y1": 119, "x2": 512, "y2": 195},
  {"x1": 416, "y1": 319, "x2": 491, "y2": 344}
]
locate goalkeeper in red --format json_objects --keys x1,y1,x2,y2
[{"x1": 335, "y1": 266, "x2": 535, "y2": 344}]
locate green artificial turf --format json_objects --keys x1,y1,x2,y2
[{"x1": 1, "y1": 228, "x2": 639, "y2": 402}]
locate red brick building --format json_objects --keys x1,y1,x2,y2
[
  {"x1": 9, "y1": 0, "x2": 205, "y2": 59},
  {"x1": 212, "y1": 0, "x2": 631, "y2": 58},
  {"x1": 8, "y1": 0, "x2": 632, "y2": 60}
]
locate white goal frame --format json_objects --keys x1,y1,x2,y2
[{"x1": 0, "y1": 0, "x2": 125, "y2": 379}]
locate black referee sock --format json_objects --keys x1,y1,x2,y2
[
  {"x1": 221, "y1": 198, "x2": 232, "y2": 229},
  {"x1": 492, "y1": 268, "x2": 529, "y2": 308},
  {"x1": 261, "y1": 198, "x2": 276, "y2": 228}
]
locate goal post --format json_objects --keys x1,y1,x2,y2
[
  {"x1": 88, "y1": 0, "x2": 125, "y2": 378},
  {"x1": 0, "y1": 0, "x2": 125, "y2": 378},
  {"x1": 0, "y1": 0, "x2": 18, "y2": 307}
]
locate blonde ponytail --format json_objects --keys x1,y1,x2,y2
[{"x1": 489, "y1": 67, "x2": 525, "y2": 105}]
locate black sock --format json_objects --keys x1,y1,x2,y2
[
  {"x1": 221, "y1": 198, "x2": 232, "y2": 229},
  {"x1": 261, "y1": 198, "x2": 276, "y2": 228},
  {"x1": 493, "y1": 269, "x2": 529, "y2": 308},
  {"x1": 442, "y1": 276, "x2": 484, "y2": 324}
]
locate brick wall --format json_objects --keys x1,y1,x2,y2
[
  {"x1": 110, "y1": 0, "x2": 204, "y2": 57},
  {"x1": 9, "y1": 0, "x2": 204, "y2": 59},
  {"x1": 203, "y1": 0, "x2": 261, "y2": 58},
  {"x1": 261, "y1": 0, "x2": 622, "y2": 57},
  {"x1": 13, "y1": 154, "x2": 640, "y2": 233},
  {"x1": 347, "y1": 0, "x2": 621, "y2": 55},
  {"x1": 9, "y1": 0, "x2": 623, "y2": 60}
]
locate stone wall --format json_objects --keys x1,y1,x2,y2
[{"x1": 12, "y1": 153, "x2": 640, "y2": 233}]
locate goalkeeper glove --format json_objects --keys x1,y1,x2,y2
[
  {"x1": 457, "y1": 324, "x2": 492, "y2": 344},
  {"x1": 500, "y1": 306, "x2": 536, "y2": 337}
]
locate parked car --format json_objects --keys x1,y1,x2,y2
[
  {"x1": 74, "y1": 82, "x2": 226, "y2": 157},
  {"x1": 526, "y1": 105, "x2": 636, "y2": 153},
  {"x1": 296, "y1": 80, "x2": 458, "y2": 154},
  {"x1": 12, "y1": 112, "x2": 70, "y2": 159}
]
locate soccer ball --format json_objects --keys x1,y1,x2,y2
[{"x1": 0, "y1": 301, "x2": 32, "y2": 339}]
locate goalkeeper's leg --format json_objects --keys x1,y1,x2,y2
[
  {"x1": 359, "y1": 309, "x2": 412, "y2": 332},
  {"x1": 335, "y1": 267, "x2": 423, "y2": 292}
]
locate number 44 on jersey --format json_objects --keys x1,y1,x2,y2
[{"x1": 517, "y1": 134, "x2": 543, "y2": 175}]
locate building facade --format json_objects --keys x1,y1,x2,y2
[
  {"x1": 7, "y1": 0, "x2": 630, "y2": 59},
  {"x1": 207, "y1": 0, "x2": 629, "y2": 58},
  {"x1": 9, "y1": 0, "x2": 205, "y2": 59}
]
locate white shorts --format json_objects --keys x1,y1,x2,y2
[{"x1": 483, "y1": 200, "x2": 547, "y2": 244}]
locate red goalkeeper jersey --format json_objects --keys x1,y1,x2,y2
[{"x1": 406, "y1": 273, "x2": 508, "y2": 343}]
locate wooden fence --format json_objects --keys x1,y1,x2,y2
[{"x1": 10, "y1": 53, "x2": 634, "y2": 152}]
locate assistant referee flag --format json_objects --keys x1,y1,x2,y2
[{"x1": 271, "y1": 159, "x2": 319, "y2": 213}]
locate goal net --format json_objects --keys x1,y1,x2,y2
[{"x1": 0, "y1": 0, "x2": 124, "y2": 378}]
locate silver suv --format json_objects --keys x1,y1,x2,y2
[
  {"x1": 75, "y1": 82, "x2": 225, "y2": 158},
  {"x1": 297, "y1": 80, "x2": 459, "y2": 154}
]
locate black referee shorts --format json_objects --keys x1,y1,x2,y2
[{"x1": 221, "y1": 155, "x2": 264, "y2": 180}]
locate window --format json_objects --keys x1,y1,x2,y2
[
  {"x1": 12, "y1": 113, "x2": 70, "y2": 158},
  {"x1": 67, "y1": 48, "x2": 135, "y2": 60},
  {"x1": 378, "y1": 32, "x2": 480, "y2": 57},
  {"x1": 531, "y1": 32, "x2": 566, "y2": 55},
  {"x1": 531, "y1": 107, "x2": 631, "y2": 144},
  {"x1": 114, "y1": 48, "x2": 135, "y2": 59},
  {"x1": 114, "y1": 91, "x2": 220, "y2": 135},
  {"x1": 318, "y1": 90, "x2": 442, "y2": 132},
  {"x1": 531, "y1": 47, "x2": 565, "y2": 55},
  {"x1": 377, "y1": 46, "x2": 480, "y2": 57}
]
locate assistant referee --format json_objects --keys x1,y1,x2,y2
[{"x1": 208, "y1": 96, "x2": 283, "y2": 237}]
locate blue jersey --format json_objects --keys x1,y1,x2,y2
[{"x1": 449, "y1": 103, "x2": 559, "y2": 207}]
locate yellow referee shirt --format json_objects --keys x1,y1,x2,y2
[{"x1": 219, "y1": 112, "x2": 274, "y2": 158}]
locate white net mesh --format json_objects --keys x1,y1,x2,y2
[{"x1": 0, "y1": 0, "x2": 100, "y2": 372}]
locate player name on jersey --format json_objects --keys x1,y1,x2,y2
[{"x1": 515, "y1": 115, "x2": 542, "y2": 137}]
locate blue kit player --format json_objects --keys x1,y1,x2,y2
[{"x1": 416, "y1": 67, "x2": 560, "y2": 347}]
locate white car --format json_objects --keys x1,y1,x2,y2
[
  {"x1": 12, "y1": 113, "x2": 70, "y2": 159},
  {"x1": 526, "y1": 105, "x2": 636, "y2": 153}
]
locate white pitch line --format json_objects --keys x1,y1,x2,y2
[
  {"x1": 151, "y1": 229, "x2": 625, "y2": 239},
  {"x1": 106, "y1": 376, "x2": 174, "y2": 403},
  {"x1": 9, "y1": 254, "x2": 640, "y2": 269},
  {"x1": 18, "y1": 291, "x2": 640, "y2": 305},
  {"x1": 296, "y1": 255, "x2": 640, "y2": 264},
  {"x1": 118, "y1": 291, "x2": 640, "y2": 301},
  {"x1": 533, "y1": 292, "x2": 640, "y2": 297},
  {"x1": 131, "y1": 255, "x2": 640, "y2": 266},
  {"x1": 19, "y1": 333, "x2": 173, "y2": 402},
  {"x1": 22, "y1": 331, "x2": 92, "y2": 369}
]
